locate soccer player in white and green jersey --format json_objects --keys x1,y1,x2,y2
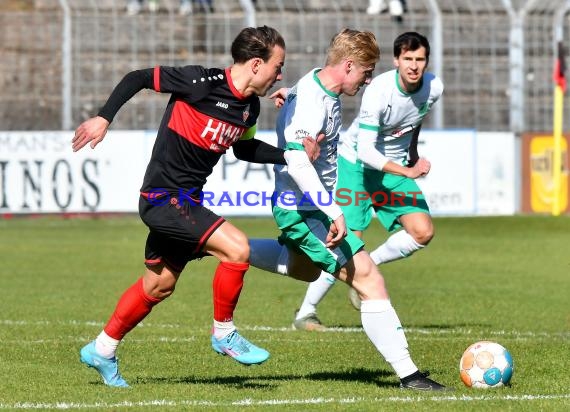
[
  {"x1": 293, "y1": 31, "x2": 444, "y2": 328},
  {"x1": 248, "y1": 29, "x2": 449, "y2": 391}
]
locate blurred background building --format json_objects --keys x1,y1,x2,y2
[{"x1": 1, "y1": 0, "x2": 569, "y2": 133}]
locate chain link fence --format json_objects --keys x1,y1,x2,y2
[{"x1": 1, "y1": 0, "x2": 569, "y2": 132}]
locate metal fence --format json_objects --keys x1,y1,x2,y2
[{"x1": 1, "y1": 0, "x2": 570, "y2": 132}]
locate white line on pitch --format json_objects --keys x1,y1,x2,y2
[
  {"x1": 1, "y1": 394, "x2": 570, "y2": 410},
  {"x1": 1, "y1": 319, "x2": 567, "y2": 339}
]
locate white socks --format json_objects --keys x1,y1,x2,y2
[
  {"x1": 249, "y1": 239, "x2": 290, "y2": 275},
  {"x1": 95, "y1": 330, "x2": 120, "y2": 359},
  {"x1": 360, "y1": 299, "x2": 418, "y2": 379},
  {"x1": 250, "y1": 239, "x2": 419, "y2": 378},
  {"x1": 296, "y1": 271, "x2": 336, "y2": 319},
  {"x1": 213, "y1": 320, "x2": 236, "y2": 340},
  {"x1": 369, "y1": 230, "x2": 424, "y2": 265}
]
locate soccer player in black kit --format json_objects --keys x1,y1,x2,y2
[{"x1": 73, "y1": 26, "x2": 316, "y2": 387}]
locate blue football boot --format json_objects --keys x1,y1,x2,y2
[
  {"x1": 80, "y1": 341, "x2": 129, "y2": 388},
  {"x1": 211, "y1": 330, "x2": 269, "y2": 365}
]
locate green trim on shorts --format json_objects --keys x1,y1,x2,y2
[
  {"x1": 362, "y1": 168, "x2": 430, "y2": 232},
  {"x1": 272, "y1": 206, "x2": 364, "y2": 274},
  {"x1": 285, "y1": 142, "x2": 304, "y2": 151},
  {"x1": 335, "y1": 155, "x2": 430, "y2": 233}
]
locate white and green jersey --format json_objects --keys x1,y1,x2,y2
[
  {"x1": 337, "y1": 69, "x2": 443, "y2": 166},
  {"x1": 274, "y1": 69, "x2": 342, "y2": 211}
]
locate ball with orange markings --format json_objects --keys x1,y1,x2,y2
[{"x1": 459, "y1": 341, "x2": 514, "y2": 388}]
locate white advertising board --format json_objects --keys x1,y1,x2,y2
[
  {"x1": 475, "y1": 132, "x2": 516, "y2": 215},
  {"x1": 415, "y1": 130, "x2": 477, "y2": 215},
  {"x1": 0, "y1": 130, "x2": 515, "y2": 216},
  {"x1": 0, "y1": 131, "x2": 154, "y2": 213}
]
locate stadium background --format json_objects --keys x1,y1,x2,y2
[
  {"x1": 0, "y1": 0, "x2": 569, "y2": 214},
  {"x1": 0, "y1": 4, "x2": 569, "y2": 408}
]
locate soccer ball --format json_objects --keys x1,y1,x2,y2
[{"x1": 459, "y1": 341, "x2": 514, "y2": 388}]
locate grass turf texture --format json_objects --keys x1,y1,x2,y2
[{"x1": 0, "y1": 215, "x2": 568, "y2": 411}]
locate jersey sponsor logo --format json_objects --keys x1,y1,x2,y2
[
  {"x1": 391, "y1": 124, "x2": 415, "y2": 138},
  {"x1": 168, "y1": 101, "x2": 246, "y2": 153},
  {"x1": 202, "y1": 118, "x2": 244, "y2": 151},
  {"x1": 294, "y1": 129, "x2": 312, "y2": 141},
  {"x1": 243, "y1": 104, "x2": 250, "y2": 122},
  {"x1": 216, "y1": 101, "x2": 229, "y2": 109}
]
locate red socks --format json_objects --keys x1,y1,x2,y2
[
  {"x1": 104, "y1": 277, "x2": 162, "y2": 340},
  {"x1": 212, "y1": 261, "x2": 249, "y2": 322},
  {"x1": 103, "y1": 261, "x2": 248, "y2": 338}
]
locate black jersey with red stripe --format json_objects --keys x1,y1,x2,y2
[{"x1": 141, "y1": 65, "x2": 260, "y2": 196}]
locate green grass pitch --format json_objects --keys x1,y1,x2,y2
[{"x1": 0, "y1": 215, "x2": 568, "y2": 411}]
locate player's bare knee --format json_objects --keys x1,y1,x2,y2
[
  {"x1": 351, "y1": 254, "x2": 389, "y2": 300},
  {"x1": 422, "y1": 227, "x2": 435, "y2": 245},
  {"x1": 143, "y1": 265, "x2": 179, "y2": 300},
  {"x1": 153, "y1": 285, "x2": 176, "y2": 300},
  {"x1": 411, "y1": 225, "x2": 434, "y2": 246},
  {"x1": 146, "y1": 279, "x2": 176, "y2": 300},
  {"x1": 224, "y1": 239, "x2": 250, "y2": 263},
  {"x1": 227, "y1": 248, "x2": 250, "y2": 263}
]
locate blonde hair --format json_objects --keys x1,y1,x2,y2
[{"x1": 325, "y1": 28, "x2": 380, "y2": 67}]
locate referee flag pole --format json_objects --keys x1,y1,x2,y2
[{"x1": 552, "y1": 41, "x2": 566, "y2": 216}]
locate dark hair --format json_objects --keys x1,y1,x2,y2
[
  {"x1": 231, "y1": 26, "x2": 286, "y2": 64},
  {"x1": 394, "y1": 32, "x2": 430, "y2": 63}
]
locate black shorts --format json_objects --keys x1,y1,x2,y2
[{"x1": 139, "y1": 195, "x2": 225, "y2": 272}]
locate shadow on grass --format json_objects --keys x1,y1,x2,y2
[{"x1": 134, "y1": 367, "x2": 396, "y2": 388}]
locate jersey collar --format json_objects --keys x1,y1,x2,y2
[
  {"x1": 313, "y1": 69, "x2": 340, "y2": 98},
  {"x1": 226, "y1": 67, "x2": 247, "y2": 100},
  {"x1": 395, "y1": 69, "x2": 423, "y2": 96}
]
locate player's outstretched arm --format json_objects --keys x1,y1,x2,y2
[
  {"x1": 72, "y1": 69, "x2": 153, "y2": 152},
  {"x1": 233, "y1": 138, "x2": 286, "y2": 164},
  {"x1": 233, "y1": 133, "x2": 323, "y2": 164},
  {"x1": 72, "y1": 116, "x2": 110, "y2": 152}
]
